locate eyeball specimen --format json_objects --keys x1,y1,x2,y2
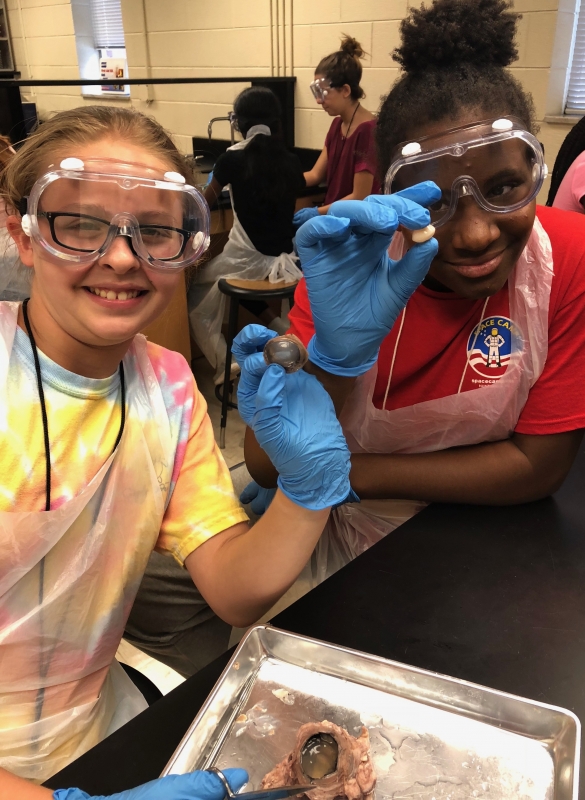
[{"x1": 263, "y1": 334, "x2": 309, "y2": 373}]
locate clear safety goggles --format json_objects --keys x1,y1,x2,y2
[
  {"x1": 384, "y1": 118, "x2": 548, "y2": 228},
  {"x1": 21, "y1": 157, "x2": 211, "y2": 270},
  {"x1": 309, "y1": 77, "x2": 335, "y2": 102}
]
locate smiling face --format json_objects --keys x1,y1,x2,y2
[
  {"x1": 8, "y1": 138, "x2": 185, "y2": 372},
  {"x1": 396, "y1": 112, "x2": 536, "y2": 299}
]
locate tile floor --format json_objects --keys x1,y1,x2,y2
[{"x1": 116, "y1": 351, "x2": 248, "y2": 695}]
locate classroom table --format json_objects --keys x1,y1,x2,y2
[{"x1": 46, "y1": 440, "x2": 585, "y2": 797}]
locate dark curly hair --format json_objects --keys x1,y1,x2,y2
[
  {"x1": 546, "y1": 116, "x2": 585, "y2": 205},
  {"x1": 376, "y1": 0, "x2": 537, "y2": 180},
  {"x1": 316, "y1": 35, "x2": 367, "y2": 101}
]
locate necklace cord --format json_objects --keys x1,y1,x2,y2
[
  {"x1": 382, "y1": 295, "x2": 491, "y2": 408},
  {"x1": 343, "y1": 101, "x2": 360, "y2": 141},
  {"x1": 22, "y1": 299, "x2": 51, "y2": 512},
  {"x1": 329, "y1": 102, "x2": 361, "y2": 183}
]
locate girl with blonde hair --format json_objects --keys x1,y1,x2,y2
[{"x1": 0, "y1": 104, "x2": 355, "y2": 799}]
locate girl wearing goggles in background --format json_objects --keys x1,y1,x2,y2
[
  {"x1": 294, "y1": 36, "x2": 379, "y2": 227},
  {"x1": 244, "y1": 0, "x2": 585, "y2": 586},
  {"x1": 0, "y1": 106, "x2": 359, "y2": 799}
]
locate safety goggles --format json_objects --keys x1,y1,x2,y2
[
  {"x1": 384, "y1": 118, "x2": 548, "y2": 228},
  {"x1": 20, "y1": 157, "x2": 210, "y2": 270},
  {"x1": 309, "y1": 77, "x2": 335, "y2": 102}
]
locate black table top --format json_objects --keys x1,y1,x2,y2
[{"x1": 46, "y1": 442, "x2": 585, "y2": 796}]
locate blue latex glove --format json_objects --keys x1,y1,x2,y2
[
  {"x1": 240, "y1": 480, "x2": 277, "y2": 515},
  {"x1": 295, "y1": 183, "x2": 441, "y2": 377},
  {"x1": 239, "y1": 351, "x2": 350, "y2": 510},
  {"x1": 232, "y1": 324, "x2": 277, "y2": 426},
  {"x1": 53, "y1": 768, "x2": 248, "y2": 800},
  {"x1": 293, "y1": 206, "x2": 320, "y2": 227}
]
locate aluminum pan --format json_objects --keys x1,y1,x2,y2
[{"x1": 162, "y1": 625, "x2": 580, "y2": 799}]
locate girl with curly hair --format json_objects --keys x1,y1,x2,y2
[{"x1": 245, "y1": 0, "x2": 585, "y2": 584}]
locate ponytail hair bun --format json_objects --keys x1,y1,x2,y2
[
  {"x1": 316, "y1": 34, "x2": 367, "y2": 101},
  {"x1": 375, "y1": 0, "x2": 536, "y2": 181},
  {"x1": 393, "y1": 0, "x2": 519, "y2": 74},
  {"x1": 340, "y1": 35, "x2": 366, "y2": 62}
]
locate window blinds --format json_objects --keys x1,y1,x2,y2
[
  {"x1": 566, "y1": 6, "x2": 585, "y2": 114},
  {"x1": 90, "y1": 0, "x2": 126, "y2": 49}
]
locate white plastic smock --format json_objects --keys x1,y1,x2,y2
[
  {"x1": 188, "y1": 129, "x2": 301, "y2": 382},
  {"x1": 0, "y1": 302, "x2": 175, "y2": 782},
  {"x1": 310, "y1": 216, "x2": 554, "y2": 586}
]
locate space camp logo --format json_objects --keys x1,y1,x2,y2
[{"x1": 466, "y1": 316, "x2": 523, "y2": 380}]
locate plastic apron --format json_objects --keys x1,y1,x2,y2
[
  {"x1": 0, "y1": 302, "x2": 174, "y2": 782},
  {"x1": 309, "y1": 216, "x2": 554, "y2": 586},
  {"x1": 188, "y1": 130, "x2": 301, "y2": 381}
]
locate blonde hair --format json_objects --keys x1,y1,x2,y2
[{"x1": 0, "y1": 105, "x2": 192, "y2": 215}]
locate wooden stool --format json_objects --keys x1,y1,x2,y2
[{"x1": 216, "y1": 277, "x2": 298, "y2": 448}]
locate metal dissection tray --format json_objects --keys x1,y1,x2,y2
[{"x1": 162, "y1": 625, "x2": 580, "y2": 799}]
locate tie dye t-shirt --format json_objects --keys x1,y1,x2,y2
[{"x1": 2, "y1": 324, "x2": 248, "y2": 563}]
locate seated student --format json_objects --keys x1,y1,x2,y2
[
  {"x1": 189, "y1": 86, "x2": 305, "y2": 385},
  {"x1": 547, "y1": 114, "x2": 585, "y2": 213},
  {"x1": 294, "y1": 35, "x2": 379, "y2": 227},
  {"x1": 0, "y1": 104, "x2": 385, "y2": 797},
  {"x1": 242, "y1": 0, "x2": 585, "y2": 586}
]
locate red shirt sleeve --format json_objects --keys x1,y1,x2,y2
[
  {"x1": 515, "y1": 206, "x2": 585, "y2": 435},
  {"x1": 288, "y1": 278, "x2": 315, "y2": 346}
]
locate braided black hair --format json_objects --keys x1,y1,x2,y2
[
  {"x1": 376, "y1": 0, "x2": 537, "y2": 180},
  {"x1": 546, "y1": 116, "x2": 585, "y2": 205}
]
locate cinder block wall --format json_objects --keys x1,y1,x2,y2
[{"x1": 5, "y1": 0, "x2": 576, "y2": 197}]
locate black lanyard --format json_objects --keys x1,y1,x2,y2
[
  {"x1": 21, "y1": 298, "x2": 126, "y2": 512},
  {"x1": 330, "y1": 102, "x2": 360, "y2": 181}
]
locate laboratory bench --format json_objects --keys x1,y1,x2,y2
[{"x1": 46, "y1": 438, "x2": 585, "y2": 797}]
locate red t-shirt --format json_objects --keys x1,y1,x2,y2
[
  {"x1": 324, "y1": 118, "x2": 380, "y2": 205},
  {"x1": 289, "y1": 206, "x2": 585, "y2": 436}
]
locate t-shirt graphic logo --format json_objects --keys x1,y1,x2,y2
[{"x1": 466, "y1": 316, "x2": 522, "y2": 380}]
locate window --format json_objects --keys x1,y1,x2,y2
[
  {"x1": 90, "y1": 0, "x2": 125, "y2": 50},
  {"x1": 566, "y1": 5, "x2": 585, "y2": 114},
  {"x1": 72, "y1": 0, "x2": 128, "y2": 98}
]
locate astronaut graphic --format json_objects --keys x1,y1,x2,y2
[
  {"x1": 467, "y1": 316, "x2": 522, "y2": 380},
  {"x1": 484, "y1": 327, "x2": 506, "y2": 368}
]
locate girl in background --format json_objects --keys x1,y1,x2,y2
[
  {"x1": 547, "y1": 114, "x2": 585, "y2": 213},
  {"x1": 295, "y1": 36, "x2": 379, "y2": 226},
  {"x1": 189, "y1": 87, "x2": 304, "y2": 385}
]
